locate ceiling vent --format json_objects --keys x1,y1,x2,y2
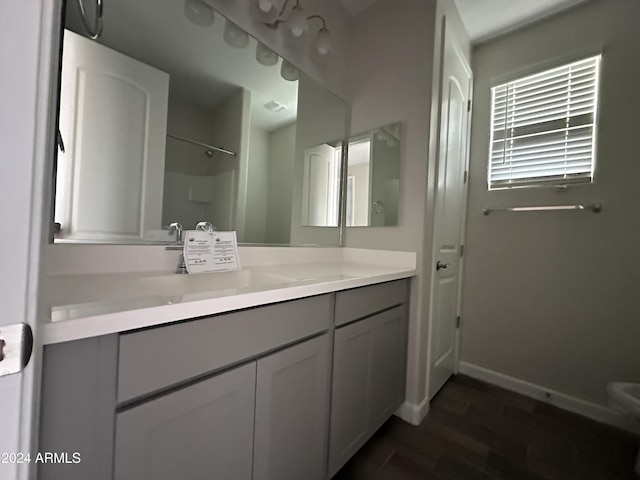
[{"x1": 264, "y1": 100, "x2": 288, "y2": 113}]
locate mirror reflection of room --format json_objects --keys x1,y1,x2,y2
[
  {"x1": 301, "y1": 141, "x2": 342, "y2": 228},
  {"x1": 53, "y1": 0, "x2": 346, "y2": 246},
  {"x1": 345, "y1": 122, "x2": 401, "y2": 227}
]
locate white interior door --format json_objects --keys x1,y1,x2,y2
[
  {"x1": 57, "y1": 30, "x2": 169, "y2": 241},
  {"x1": 0, "y1": 1, "x2": 57, "y2": 479},
  {"x1": 302, "y1": 144, "x2": 338, "y2": 226},
  {"x1": 428, "y1": 24, "x2": 473, "y2": 399}
]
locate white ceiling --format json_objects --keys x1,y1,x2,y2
[
  {"x1": 65, "y1": 0, "x2": 298, "y2": 131},
  {"x1": 340, "y1": 0, "x2": 591, "y2": 43},
  {"x1": 453, "y1": 0, "x2": 591, "y2": 43}
]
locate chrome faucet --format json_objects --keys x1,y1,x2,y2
[
  {"x1": 169, "y1": 222, "x2": 183, "y2": 243},
  {"x1": 166, "y1": 222, "x2": 188, "y2": 274},
  {"x1": 195, "y1": 221, "x2": 216, "y2": 233}
]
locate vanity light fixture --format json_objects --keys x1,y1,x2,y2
[
  {"x1": 253, "y1": 0, "x2": 282, "y2": 24},
  {"x1": 254, "y1": 0, "x2": 332, "y2": 58},
  {"x1": 309, "y1": 16, "x2": 331, "y2": 56},
  {"x1": 184, "y1": 0, "x2": 215, "y2": 27},
  {"x1": 285, "y1": 2, "x2": 309, "y2": 38}
]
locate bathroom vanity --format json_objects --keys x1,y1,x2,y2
[
  {"x1": 38, "y1": 252, "x2": 414, "y2": 480},
  {"x1": 36, "y1": 0, "x2": 417, "y2": 477}
]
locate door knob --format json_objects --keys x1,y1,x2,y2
[{"x1": 436, "y1": 261, "x2": 451, "y2": 271}]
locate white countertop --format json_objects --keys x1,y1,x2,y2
[{"x1": 42, "y1": 259, "x2": 416, "y2": 345}]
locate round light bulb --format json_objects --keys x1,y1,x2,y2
[
  {"x1": 258, "y1": 0, "x2": 273, "y2": 12},
  {"x1": 184, "y1": 0, "x2": 215, "y2": 27},
  {"x1": 280, "y1": 60, "x2": 299, "y2": 82},
  {"x1": 314, "y1": 27, "x2": 331, "y2": 56},
  {"x1": 286, "y1": 5, "x2": 308, "y2": 38},
  {"x1": 252, "y1": 0, "x2": 280, "y2": 23},
  {"x1": 256, "y1": 42, "x2": 279, "y2": 66},
  {"x1": 223, "y1": 19, "x2": 250, "y2": 49}
]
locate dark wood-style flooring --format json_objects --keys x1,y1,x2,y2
[{"x1": 334, "y1": 374, "x2": 639, "y2": 480}]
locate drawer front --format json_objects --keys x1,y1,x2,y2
[
  {"x1": 334, "y1": 279, "x2": 408, "y2": 326},
  {"x1": 117, "y1": 294, "x2": 332, "y2": 403}
]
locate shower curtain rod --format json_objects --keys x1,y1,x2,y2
[{"x1": 166, "y1": 133, "x2": 237, "y2": 157}]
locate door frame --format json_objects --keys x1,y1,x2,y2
[
  {"x1": 0, "y1": 1, "x2": 62, "y2": 478},
  {"x1": 426, "y1": 17, "x2": 474, "y2": 399},
  {"x1": 453, "y1": 64, "x2": 473, "y2": 376}
]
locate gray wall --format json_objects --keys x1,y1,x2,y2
[
  {"x1": 266, "y1": 123, "x2": 296, "y2": 244},
  {"x1": 461, "y1": 0, "x2": 640, "y2": 405},
  {"x1": 163, "y1": 96, "x2": 213, "y2": 228},
  {"x1": 346, "y1": 0, "x2": 471, "y2": 415},
  {"x1": 208, "y1": 88, "x2": 250, "y2": 233},
  {"x1": 290, "y1": 75, "x2": 347, "y2": 246},
  {"x1": 244, "y1": 126, "x2": 270, "y2": 243}
]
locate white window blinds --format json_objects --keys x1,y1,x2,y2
[{"x1": 489, "y1": 55, "x2": 601, "y2": 189}]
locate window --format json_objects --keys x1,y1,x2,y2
[{"x1": 489, "y1": 55, "x2": 601, "y2": 189}]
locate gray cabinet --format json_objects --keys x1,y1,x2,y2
[
  {"x1": 329, "y1": 285, "x2": 408, "y2": 477},
  {"x1": 370, "y1": 306, "x2": 407, "y2": 429},
  {"x1": 254, "y1": 335, "x2": 330, "y2": 480},
  {"x1": 114, "y1": 363, "x2": 256, "y2": 480},
  {"x1": 118, "y1": 294, "x2": 332, "y2": 402},
  {"x1": 38, "y1": 280, "x2": 410, "y2": 480},
  {"x1": 329, "y1": 316, "x2": 374, "y2": 473},
  {"x1": 38, "y1": 335, "x2": 118, "y2": 480}
]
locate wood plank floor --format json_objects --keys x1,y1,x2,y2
[{"x1": 333, "y1": 375, "x2": 639, "y2": 480}]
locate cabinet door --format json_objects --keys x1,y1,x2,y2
[
  {"x1": 369, "y1": 306, "x2": 407, "y2": 430},
  {"x1": 329, "y1": 319, "x2": 374, "y2": 476},
  {"x1": 254, "y1": 335, "x2": 330, "y2": 480},
  {"x1": 114, "y1": 363, "x2": 256, "y2": 480},
  {"x1": 329, "y1": 306, "x2": 407, "y2": 477}
]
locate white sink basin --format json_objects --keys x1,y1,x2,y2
[
  {"x1": 43, "y1": 270, "x2": 292, "y2": 309},
  {"x1": 138, "y1": 270, "x2": 291, "y2": 295}
]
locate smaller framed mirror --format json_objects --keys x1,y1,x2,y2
[{"x1": 346, "y1": 122, "x2": 401, "y2": 227}]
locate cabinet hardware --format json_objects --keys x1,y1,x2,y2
[{"x1": 0, "y1": 324, "x2": 33, "y2": 377}]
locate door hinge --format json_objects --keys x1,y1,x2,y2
[
  {"x1": 456, "y1": 316, "x2": 461, "y2": 328},
  {"x1": 460, "y1": 245, "x2": 465, "y2": 257},
  {"x1": 463, "y1": 170, "x2": 468, "y2": 184},
  {"x1": 0, "y1": 323, "x2": 33, "y2": 378},
  {"x1": 467, "y1": 99, "x2": 472, "y2": 112}
]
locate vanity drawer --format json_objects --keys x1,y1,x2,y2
[
  {"x1": 117, "y1": 294, "x2": 332, "y2": 403},
  {"x1": 334, "y1": 279, "x2": 408, "y2": 327}
]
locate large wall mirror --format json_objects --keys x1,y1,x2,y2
[{"x1": 53, "y1": 0, "x2": 347, "y2": 246}]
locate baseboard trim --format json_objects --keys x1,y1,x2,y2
[
  {"x1": 458, "y1": 361, "x2": 640, "y2": 435},
  {"x1": 396, "y1": 396, "x2": 430, "y2": 426}
]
